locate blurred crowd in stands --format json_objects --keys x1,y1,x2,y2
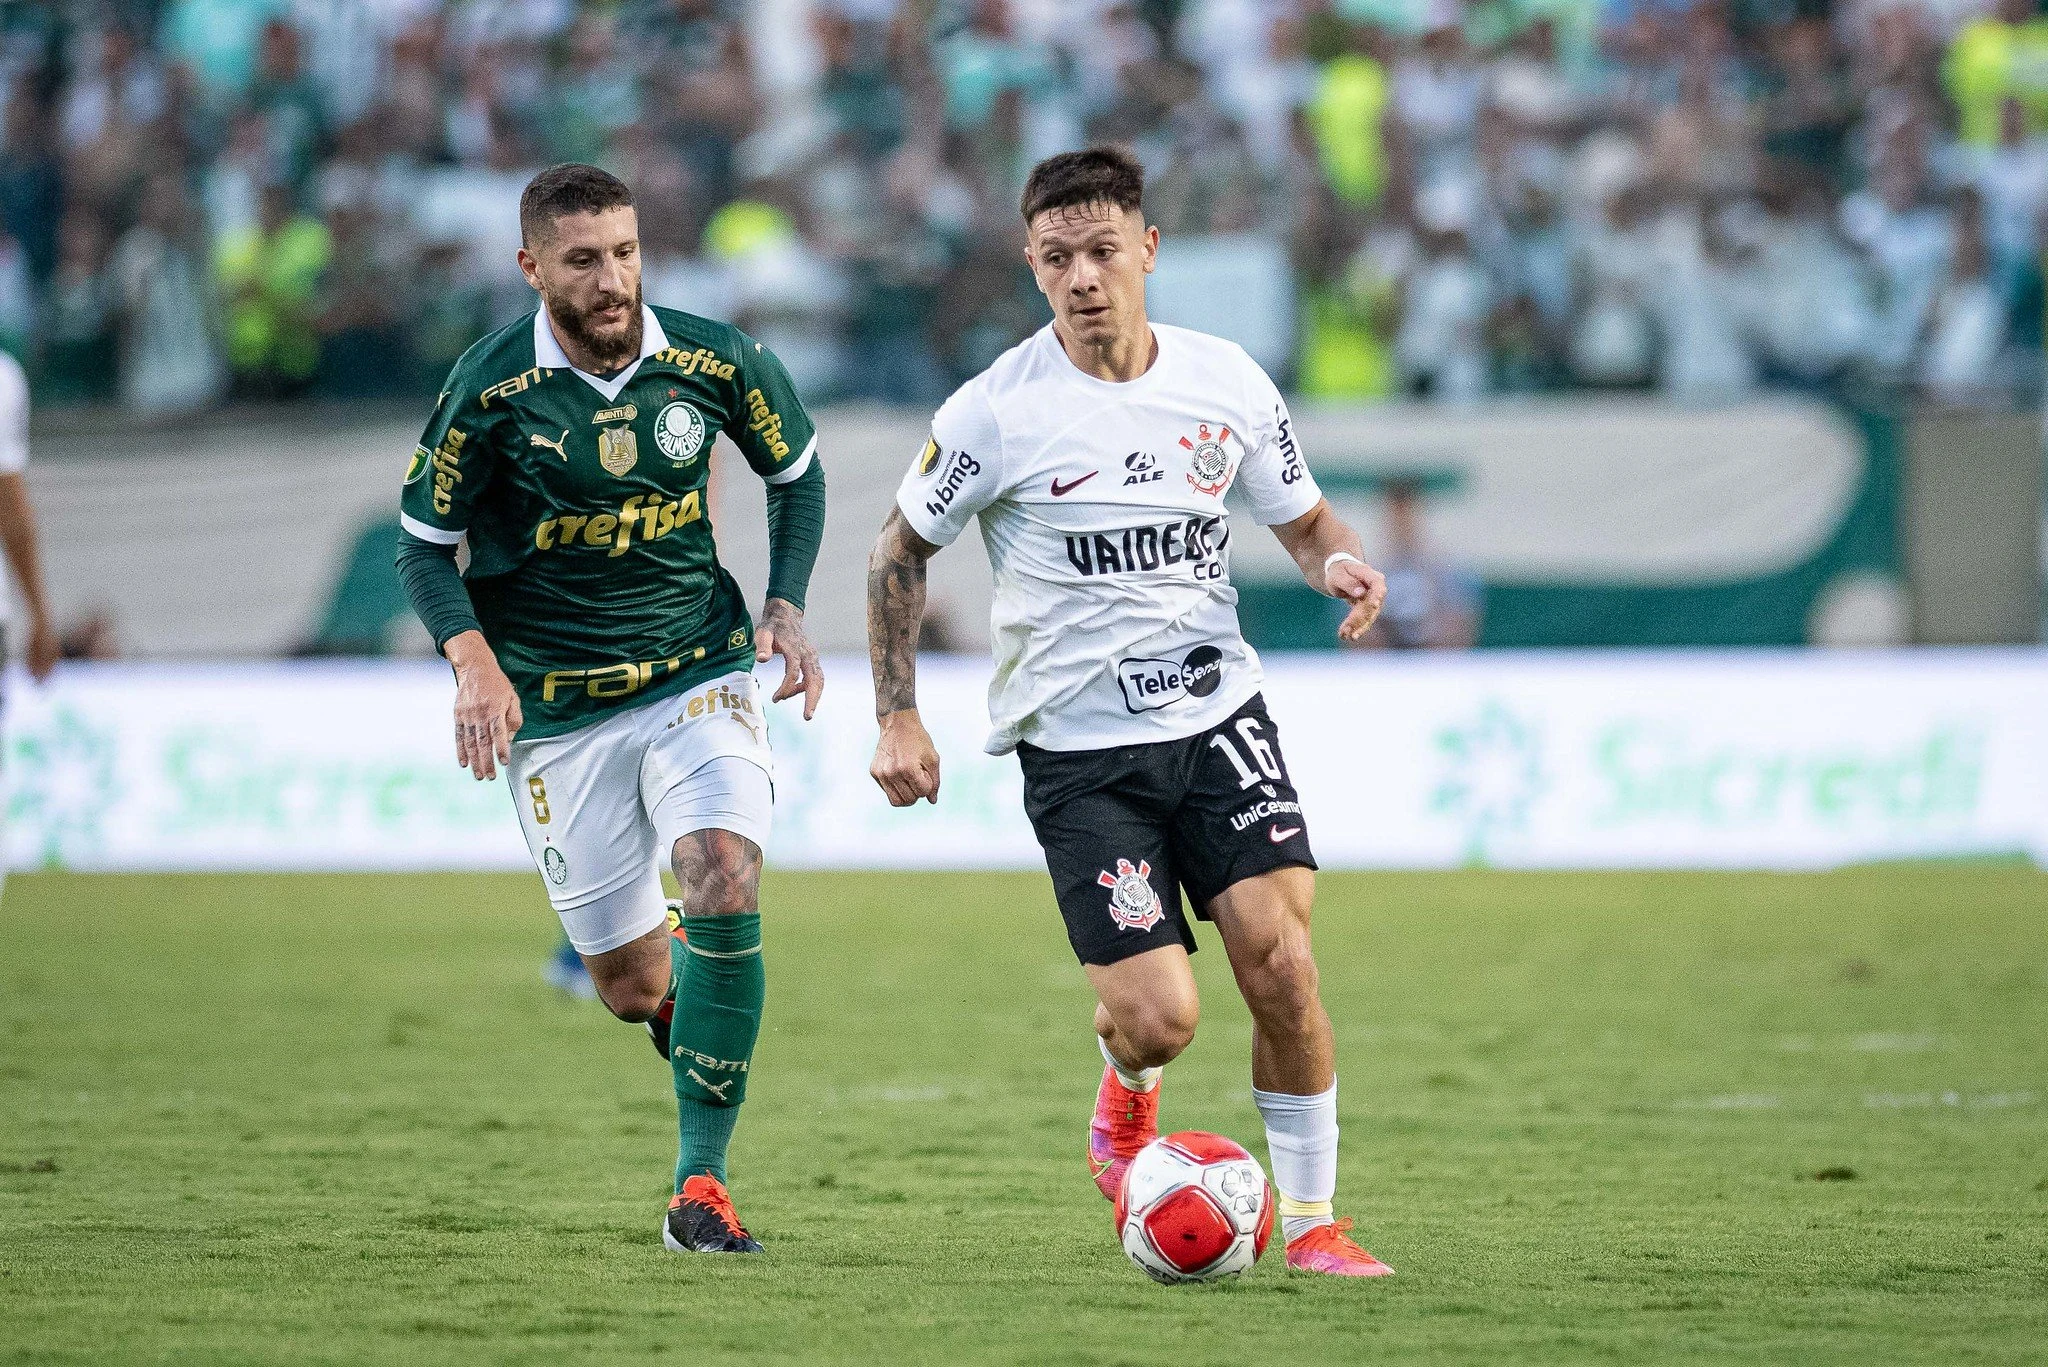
[{"x1": 5, "y1": 0, "x2": 2048, "y2": 415}]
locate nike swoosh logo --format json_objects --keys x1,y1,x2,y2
[
  {"x1": 1270, "y1": 826, "x2": 1301, "y2": 843},
  {"x1": 1050, "y1": 471, "x2": 1099, "y2": 496}
]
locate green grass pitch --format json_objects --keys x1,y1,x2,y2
[{"x1": 2, "y1": 868, "x2": 2045, "y2": 1364}]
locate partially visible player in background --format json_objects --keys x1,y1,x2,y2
[
  {"x1": 394, "y1": 164, "x2": 825, "y2": 1254},
  {"x1": 0, "y1": 349, "x2": 62, "y2": 897},
  {"x1": 1352, "y1": 479, "x2": 1481, "y2": 650},
  {"x1": 544, "y1": 933, "x2": 599, "y2": 998},
  {"x1": 866, "y1": 147, "x2": 1395, "y2": 1277}
]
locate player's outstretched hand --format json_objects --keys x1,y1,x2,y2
[
  {"x1": 871, "y1": 710, "x2": 941, "y2": 807},
  {"x1": 756, "y1": 598, "x2": 823, "y2": 720},
  {"x1": 1330, "y1": 557, "x2": 1389, "y2": 644},
  {"x1": 445, "y1": 630, "x2": 522, "y2": 782}
]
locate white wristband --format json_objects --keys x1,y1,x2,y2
[{"x1": 1323, "y1": 552, "x2": 1362, "y2": 589}]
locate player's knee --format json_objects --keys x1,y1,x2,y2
[
  {"x1": 672, "y1": 829, "x2": 762, "y2": 918},
  {"x1": 680, "y1": 864, "x2": 757, "y2": 917},
  {"x1": 1120, "y1": 999, "x2": 1199, "y2": 1067},
  {"x1": 595, "y1": 973, "x2": 669, "y2": 1023}
]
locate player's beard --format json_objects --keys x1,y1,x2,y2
[{"x1": 547, "y1": 280, "x2": 643, "y2": 372}]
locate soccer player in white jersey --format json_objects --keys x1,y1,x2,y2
[{"x1": 865, "y1": 148, "x2": 1395, "y2": 1276}]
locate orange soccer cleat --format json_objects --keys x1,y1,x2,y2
[
  {"x1": 1284, "y1": 1218, "x2": 1394, "y2": 1277},
  {"x1": 663, "y1": 1174, "x2": 762, "y2": 1254},
  {"x1": 1087, "y1": 1065, "x2": 1159, "y2": 1201}
]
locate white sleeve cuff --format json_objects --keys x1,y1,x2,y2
[
  {"x1": 399, "y1": 512, "x2": 465, "y2": 545},
  {"x1": 1256, "y1": 478, "x2": 1324, "y2": 527},
  {"x1": 762, "y1": 434, "x2": 817, "y2": 485},
  {"x1": 895, "y1": 490, "x2": 959, "y2": 548}
]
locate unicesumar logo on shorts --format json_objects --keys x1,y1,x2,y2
[{"x1": 1097, "y1": 858, "x2": 1163, "y2": 932}]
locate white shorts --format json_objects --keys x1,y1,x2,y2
[{"x1": 505, "y1": 670, "x2": 774, "y2": 956}]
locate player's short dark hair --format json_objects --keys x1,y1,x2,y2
[
  {"x1": 520, "y1": 163, "x2": 634, "y2": 245},
  {"x1": 1020, "y1": 146, "x2": 1144, "y2": 227}
]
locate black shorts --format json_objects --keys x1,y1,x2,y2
[{"x1": 1018, "y1": 693, "x2": 1317, "y2": 967}]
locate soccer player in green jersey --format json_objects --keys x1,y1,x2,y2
[{"x1": 395, "y1": 164, "x2": 825, "y2": 1254}]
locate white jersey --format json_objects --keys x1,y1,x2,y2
[
  {"x1": 0, "y1": 353, "x2": 26, "y2": 629},
  {"x1": 898, "y1": 323, "x2": 1321, "y2": 755}
]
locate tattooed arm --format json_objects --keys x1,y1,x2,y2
[{"x1": 867, "y1": 507, "x2": 944, "y2": 806}]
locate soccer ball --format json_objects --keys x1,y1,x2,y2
[{"x1": 1115, "y1": 1131, "x2": 1274, "y2": 1284}]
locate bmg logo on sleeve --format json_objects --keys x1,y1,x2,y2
[
  {"x1": 923, "y1": 450, "x2": 981, "y2": 519},
  {"x1": 1115, "y1": 645, "x2": 1225, "y2": 713}
]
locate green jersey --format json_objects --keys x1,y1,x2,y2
[{"x1": 400, "y1": 304, "x2": 817, "y2": 740}]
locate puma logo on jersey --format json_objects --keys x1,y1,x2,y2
[{"x1": 530, "y1": 430, "x2": 569, "y2": 460}]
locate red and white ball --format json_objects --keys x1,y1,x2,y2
[{"x1": 1115, "y1": 1131, "x2": 1274, "y2": 1284}]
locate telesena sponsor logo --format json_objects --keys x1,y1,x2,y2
[
  {"x1": 1116, "y1": 644, "x2": 1225, "y2": 714},
  {"x1": 924, "y1": 450, "x2": 980, "y2": 519}
]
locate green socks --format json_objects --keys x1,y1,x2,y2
[{"x1": 668, "y1": 913, "x2": 764, "y2": 1188}]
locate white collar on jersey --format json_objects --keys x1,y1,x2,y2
[{"x1": 533, "y1": 304, "x2": 668, "y2": 402}]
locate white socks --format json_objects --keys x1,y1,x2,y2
[
  {"x1": 1099, "y1": 1034, "x2": 1162, "y2": 1093},
  {"x1": 1253, "y1": 1081, "x2": 1338, "y2": 1243}
]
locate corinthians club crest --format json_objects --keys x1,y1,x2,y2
[
  {"x1": 597, "y1": 423, "x2": 638, "y2": 476},
  {"x1": 1097, "y1": 858, "x2": 1164, "y2": 932},
  {"x1": 1180, "y1": 423, "x2": 1234, "y2": 497}
]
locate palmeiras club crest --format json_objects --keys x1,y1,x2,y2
[
  {"x1": 655, "y1": 401, "x2": 706, "y2": 464},
  {"x1": 1097, "y1": 858, "x2": 1164, "y2": 931},
  {"x1": 1180, "y1": 423, "x2": 1234, "y2": 496}
]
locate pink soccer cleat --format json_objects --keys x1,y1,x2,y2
[
  {"x1": 1285, "y1": 1218, "x2": 1395, "y2": 1276},
  {"x1": 1087, "y1": 1065, "x2": 1159, "y2": 1201}
]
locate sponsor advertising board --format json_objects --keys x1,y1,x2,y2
[{"x1": 5, "y1": 653, "x2": 2043, "y2": 873}]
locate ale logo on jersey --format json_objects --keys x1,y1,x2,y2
[
  {"x1": 1097, "y1": 858, "x2": 1163, "y2": 931},
  {"x1": 655, "y1": 401, "x2": 706, "y2": 464},
  {"x1": 1181, "y1": 423, "x2": 1234, "y2": 496},
  {"x1": 1116, "y1": 644, "x2": 1225, "y2": 714}
]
